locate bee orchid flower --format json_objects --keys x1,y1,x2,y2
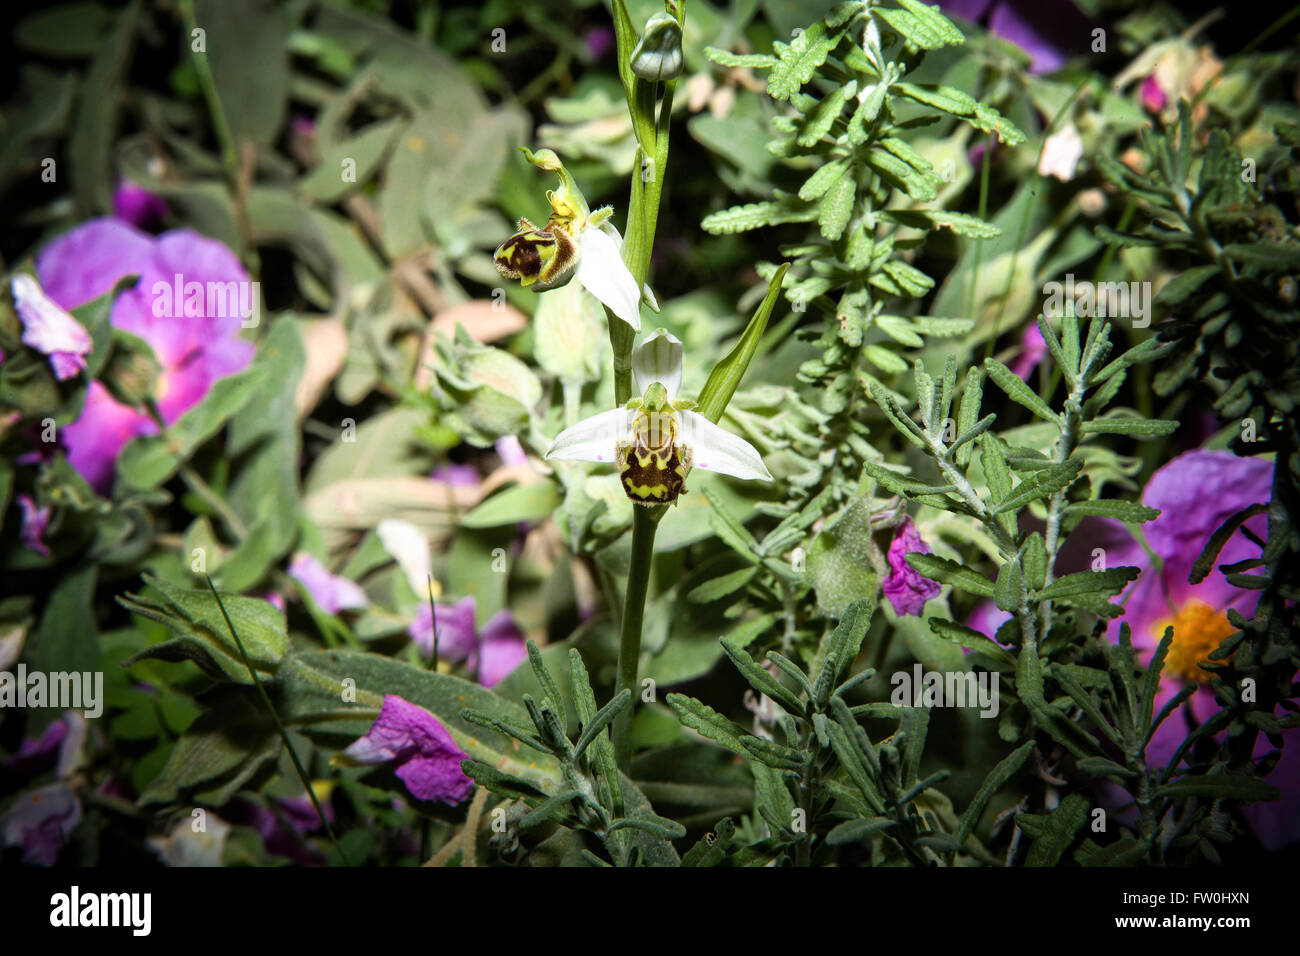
[
  {"x1": 494, "y1": 148, "x2": 646, "y2": 330},
  {"x1": 544, "y1": 329, "x2": 772, "y2": 505}
]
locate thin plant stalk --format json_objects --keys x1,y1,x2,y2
[{"x1": 613, "y1": 504, "x2": 665, "y2": 768}]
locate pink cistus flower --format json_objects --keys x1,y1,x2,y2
[
  {"x1": 408, "y1": 595, "x2": 528, "y2": 689},
  {"x1": 882, "y1": 517, "x2": 942, "y2": 617},
  {"x1": 287, "y1": 553, "x2": 367, "y2": 615},
  {"x1": 1070, "y1": 449, "x2": 1296, "y2": 849},
  {"x1": 1010, "y1": 322, "x2": 1048, "y2": 381},
  {"x1": 34, "y1": 218, "x2": 255, "y2": 492},
  {"x1": 343, "y1": 695, "x2": 473, "y2": 806},
  {"x1": 112, "y1": 180, "x2": 168, "y2": 230}
]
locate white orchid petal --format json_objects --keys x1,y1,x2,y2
[
  {"x1": 376, "y1": 519, "x2": 432, "y2": 599},
  {"x1": 577, "y1": 227, "x2": 641, "y2": 330},
  {"x1": 544, "y1": 408, "x2": 631, "y2": 464},
  {"x1": 679, "y1": 411, "x2": 773, "y2": 482},
  {"x1": 632, "y1": 328, "x2": 683, "y2": 398}
]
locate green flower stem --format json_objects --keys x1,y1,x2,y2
[{"x1": 613, "y1": 504, "x2": 665, "y2": 768}]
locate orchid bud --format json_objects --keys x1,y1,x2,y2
[{"x1": 630, "y1": 12, "x2": 683, "y2": 82}]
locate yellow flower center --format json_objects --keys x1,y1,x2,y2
[{"x1": 1155, "y1": 600, "x2": 1235, "y2": 683}]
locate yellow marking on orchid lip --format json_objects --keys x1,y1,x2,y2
[
  {"x1": 1155, "y1": 599, "x2": 1236, "y2": 683},
  {"x1": 618, "y1": 391, "x2": 691, "y2": 505}
]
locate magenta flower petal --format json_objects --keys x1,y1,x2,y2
[
  {"x1": 343, "y1": 695, "x2": 472, "y2": 805},
  {"x1": 883, "y1": 518, "x2": 942, "y2": 616},
  {"x1": 1242, "y1": 724, "x2": 1300, "y2": 851},
  {"x1": 288, "y1": 553, "x2": 367, "y2": 614},
  {"x1": 431, "y1": 463, "x2": 480, "y2": 486},
  {"x1": 1140, "y1": 74, "x2": 1168, "y2": 113},
  {"x1": 35, "y1": 218, "x2": 255, "y2": 489},
  {"x1": 60, "y1": 381, "x2": 158, "y2": 493},
  {"x1": 10, "y1": 274, "x2": 93, "y2": 381},
  {"x1": 477, "y1": 611, "x2": 528, "y2": 688},
  {"x1": 1009, "y1": 322, "x2": 1048, "y2": 380},
  {"x1": 0, "y1": 784, "x2": 82, "y2": 866},
  {"x1": 112, "y1": 180, "x2": 168, "y2": 230},
  {"x1": 408, "y1": 595, "x2": 477, "y2": 661},
  {"x1": 17, "y1": 494, "x2": 51, "y2": 557}
]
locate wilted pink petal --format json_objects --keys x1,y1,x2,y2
[
  {"x1": 343, "y1": 695, "x2": 473, "y2": 805},
  {"x1": 0, "y1": 784, "x2": 81, "y2": 866},
  {"x1": 431, "y1": 462, "x2": 480, "y2": 486},
  {"x1": 17, "y1": 494, "x2": 51, "y2": 557},
  {"x1": 1140, "y1": 74, "x2": 1168, "y2": 113},
  {"x1": 288, "y1": 553, "x2": 367, "y2": 614},
  {"x1": 882, "y1": 517, "x2": 941, "y2": 616},
  {"x1": 10, "y1": 274, "x2": 93, "y2": 381},
  {"x1": 495, "y1": 435, "x2": 527, "y2": 466}
]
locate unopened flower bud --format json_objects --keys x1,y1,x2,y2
[{"x1": 630, "y1": 12, "x2": 683, "y2": 81}]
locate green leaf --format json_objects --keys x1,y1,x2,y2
[
  {"x1": 927, "y1": 618, "x2": 1015, "y2": 668},
  {"x1": 768, "y1": 21, "x2": 839, "y2": 101},
  {"x1": 721, "y1": 638, "x2": 805, "y2": 716},
  {"x1": 984, "y1": 358, "x2": 1058, "y2": 423},
  {"x1": 119, "y1": 575, "x2": 289, "y2": 685},
  {"x1": 798, "y1": 159, "x2": 850, "y2": 201},
  {"x1": 666, "y1": 693, "x2": 752, "y2": 759},
  {"x1": 1156, "y1": 775, "x2": 1281, "y2": 802},
  {"x1": 797, "y1": 82, "x2": 856, "y2": 146},
  {"x1": 818, "y1": 173, "x2": 856, "y2": 240},
  {"x1": 994, "y1": 560, "x2": 1023, "y2": 613},
  {"x1": 877, "y1": 209, "x2": 1000, "y2": 238},
  {"x1": 462, "y1": 482, "x2": 562, "y2": 528},
  {"x1": 701, "y1": 200, "x2": 816, "y2": 234},
  {"x1": 704, "y1": 48, "x2": 777, "y2": 69},
  {"x1": 955, "y1": 741, "x2": 1034, "y2": 847},
  {"x1": 688, "y1": 566, "x2": 758, "y2": 603},
  {"x1": 117, "y1": 363, "x2": 264, "y2": 489},
  {"x1": 1063, "y1": 500, "x2": 1161, "y2": 523},
  {"x1": 827, "y1": 817, "x2": 896, "y2": 845},
  {"x1": 1036, "y1": 567, "x2": 1139, "y2": 602},
  {"x1": 696, "y1": 264, "x2": 789, "y2": 422},
  {"x1": 904, "y1": 553, "x2": 995, "y2": 598},
  {"x1": 1080, "y1": 417, "x2": 1179, "y2": 437},
  {"x1": 811, "y1": 598, "x2": 876, "y2": 707},
  {"x1": 991, "y1": 458, "x2": 1084, "y2": 516},
  {"x1": 1020, "y1": 792, "x2": 1088, "y2": 866}
]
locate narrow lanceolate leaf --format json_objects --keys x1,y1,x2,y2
[
  {"x1": 896, "y1": 0, "x2": 964, "y2": 44},
  {"x1": 1021, "y1": 793, "x2": 1088, "y2": 866},
  {"x1": 874, "y1": 1, "x2": 962, "y2": 50},
  {"x1": 721, "y1": 637, "x2": 805, "y2": 716},
  {"x1": 928, "y1": 618, "x2": 1015, "y2": 668},
  {"x1": 798, "y1": 82, "x2": 856, "y2": 146},
  {"x1": 701, "y1": 200, "x2": 815, "y2": 234},
  {"x1": 818, "y1": 173, "x2": 856, "y2": 240},
  {"x1": 1062, "y1": 500, "x2": 1161, "y2": 523},
  {"x1": 877, "y1": 209, "x2": 1000, "y2": 238},
  {"x1": 827, "y1": 817, "x2": 896, "y2": 846},
  {"x1": 768, "y1": 21, "x2": 839, "y2": 101},
  {"x1": 955, "y1": 741, "x2": 1033, "y2": 847},
  {"x1": 891, "y1": 81, "x2": 977, "y2": 117},
  {"x1": 1080, "y1": 417, "x2": 1179, "y2": 437},
  {"x1": 688, "y1": 567, "x2": 758, "y2": 603},
  {"x1": 696, "y1": 264, "x2": 789, "y2": 422},
  {"x1": 865, "y1": 147, "x2": 937, "y2": 202},
  {"x1": 990, "y1": 458, "x2": 1084, "y2": 516},
  {"x1": 994, "y1": 560, "x2": 1023, "y2": 613},
  {"x1": 984, "y1": 358, "x2": 1058, "y2": 423},
  {"x1": 905, "y1": 553, "x2": 995, "y2": 598},
  {"x1": 704, "y1": 47, "x2": 777, "y2": 69},
  {"x1": 799, "y1": 159, "x2": 850, "y2": 202},
  {"x1": 1035, "y1": 567, "x2": 1139, "y2": 601},
  {"x1": 812, "y1": 598, "x2": 875, "y2": 707},
  {"x1": 1156, "y1": 775, "x2": 1280, "y2": 802},
  {"x1": 667, "y1": 693, "x2": 752, "y2": 758}
]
